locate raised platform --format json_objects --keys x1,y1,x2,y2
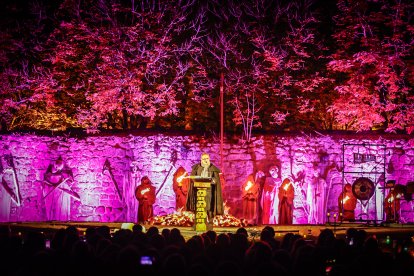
[{"x1": 2, "y1": 221, "x2": 414, "y2": 241}]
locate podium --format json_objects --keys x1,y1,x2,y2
[{"x1": 192, "y1": 176, "x2": 212, "y2": 232}]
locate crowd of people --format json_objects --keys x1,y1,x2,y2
[{"x1": 0, "y1": 223, "x2": 413, "y2": 276}]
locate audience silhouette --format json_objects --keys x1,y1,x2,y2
[{"x1": 0, "y1": 224, "x2": 413, "y2": 276}]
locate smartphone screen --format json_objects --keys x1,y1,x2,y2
[
  {"x1": 325, "y1": 259, "x2": 335, "y2": 275},
  {"x1": 140, "y1": 256, "x2": 153, "y2": 266},
  {"x1": 45, "y1": 239, "x2": 50, "y2": 248}
]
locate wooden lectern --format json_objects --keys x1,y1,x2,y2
[{"x1": 192, "y1": 176, "x2": 212, "y2": 232}]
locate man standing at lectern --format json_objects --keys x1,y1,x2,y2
[{"x1": 186, "y1": 152, "x2": 224, "y2": 227}]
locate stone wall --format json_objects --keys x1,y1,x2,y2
[{"x1": 0, "y1": 132, "x2": 413, "y2": 224}]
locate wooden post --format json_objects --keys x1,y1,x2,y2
[{"x1": 220, "y1": 72, "x2": 224, "y2": 172}]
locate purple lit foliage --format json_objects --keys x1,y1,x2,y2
[{"x1": 0, "y1": 0, "x2": 412, "y2": 134}]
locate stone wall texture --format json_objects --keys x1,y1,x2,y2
[{"x1": 0, "y1": 132, "x2": 413, "y2": 224}]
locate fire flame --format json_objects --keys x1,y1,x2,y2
[
  {"x1": 342, "y1": 195, "x2": 349, "y2": 203},
  {"x1": 176, "y1": 172, "x2": 188, "y2": 183},
  {"x1": 244, "y1": 181, "x2": 253, "y2": 191},
  {"x1": 141, "y1": 187, "x2": 150, "y2": 195}
]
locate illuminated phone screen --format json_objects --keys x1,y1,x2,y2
[{"x1": 140, "y1": 256, "x2": 153, "y2": 265}]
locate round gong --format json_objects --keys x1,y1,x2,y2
[{"x1": 352, "y1": 177, "x2": 375, "y2": 200}]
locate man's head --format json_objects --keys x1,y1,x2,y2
[{"x1": 201, "y1": 153, "x2": 211, "y2": 168}]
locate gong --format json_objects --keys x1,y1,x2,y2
[{"x1": 352, "y1": 177, "x2": 375, "y2": 200}]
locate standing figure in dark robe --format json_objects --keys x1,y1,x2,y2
[
  {"x1": 186, "y1": 153, "x2": 224, "y2": 225},
  {"x1": 172, "y1": 166, "x2": 190, "y2": 211},
  {"x1": 278, "y1": 178, "x2": 295, "y2": 225},
  {"x1": 135, "y1": 176, "x2": 156, "y2": 224},
  {"x1": 254, "y1": 171, "x2": 266, "y2": 225},
  {"x1": 241, "y1": 171, "x2": 262, "y2": 225},
  {"x1": 338, "y1": 183, "x2": 357, "y2": 221},
  {"x1": 383, "y1": 189, "x2": 402, "y2": 222}
]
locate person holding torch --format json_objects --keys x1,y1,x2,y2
[
  {"x1": 278, "y1": 178, "x2": 295, "y2": 225},
  {"x1": 338, "y1": 183, "x2": 357, "y2": 221},
  {"x1": 135, "y1": 176, "x2": 156, "y2": 224}
]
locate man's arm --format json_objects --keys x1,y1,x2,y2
[{"x1": 190, "y1": 164, "x2": 199, "y2": 176}]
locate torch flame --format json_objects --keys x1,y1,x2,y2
[
  {"x1": 342, "y1": 195, "x2": 349, "y2": 204},
  {"x1": 244, "y1": 181, "x2": 253, "y2": 191},
  {"x1": 177, "y1": 172, "x2": 188, "y2": 183},
  {"x1": 141, "y1": 187, "x2": 150, "y2": 195},
  {"x1": 283, "y1": 182, "x2": 291, "y2": 191}
]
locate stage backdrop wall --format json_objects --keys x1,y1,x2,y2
[{"x1": 0, "y1": 132, "x2": 413, "y2": 224}]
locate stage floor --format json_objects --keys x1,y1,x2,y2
[{"x1": 2, "y1": 221, "x2": 414, "y2": 241}]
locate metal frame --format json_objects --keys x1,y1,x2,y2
[{"x1": 342, "y1": 143, "x2": 386, "y2": 223}]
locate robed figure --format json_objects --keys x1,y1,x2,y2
[
  {"x1": 383, "y1": 190, "x2": 402, "y2": 222},
  {"x1": 173, "y1": 166, "x2": 190, "y2": 211},
  {"x1": 307, "y1": 171, "x2": 327, "y2": 224},
  {"x1": 338, "y1": 183, "x2": 357, "y2": 221},
  {"x1": 43, "y1": 157, "x2": 77, "y2": 221},
  {"x1": 241, "y1": 173, "x2": 260, "y2": 225},
  {"x1": 186, "y1": 153, "x2": 224, "y2": 223},
  {"x1": 0, "y1": 155, "x2": 21, "y2": 222},
  {"x1": 278, "y1": 178, "x2": 295, "y2": 225},
  {"x1": 135, "y1": 176, "x2": 156, "y2": 224}
]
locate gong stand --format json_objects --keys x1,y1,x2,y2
[{"x1": 342, "y1": 143, "x2": 386, "y2": 224}]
